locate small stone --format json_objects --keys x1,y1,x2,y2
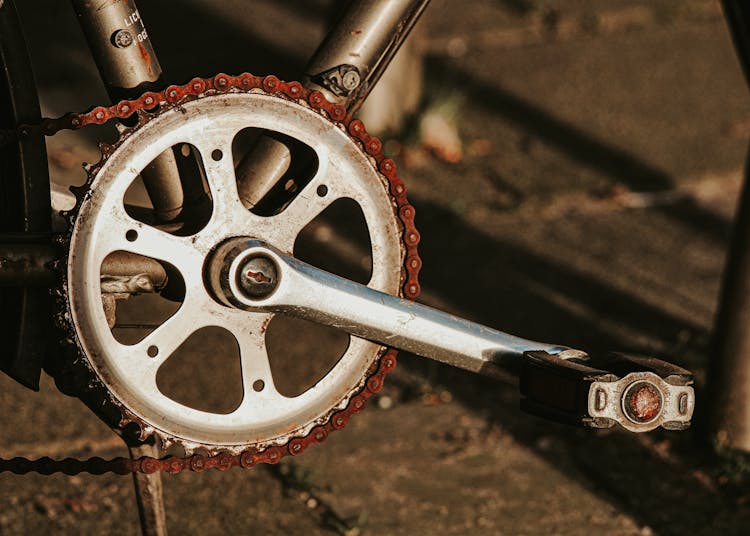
[{"x1": 378, "y1": 395, "x2": 393, "y2": 410}]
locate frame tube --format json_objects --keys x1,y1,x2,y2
[
  {"x1": 69, "y1": 0, "x2": 186, "y2": 223},
  {"x1": 304, "y1": 0, "x2": 430, "y2": 113},
  {"x1": 236, "y1": 0, "x2": 430, "y2": 210}
]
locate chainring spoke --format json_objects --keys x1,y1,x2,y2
[
  {"x1": 191, "y1": 136, "x2": 247, "y2": 223},
  {"x1": 96, "y1": 209, "x2": 205, "y2": 271},
  {"x1": 124, "y1": 294, "x2": 211, "y2": 375},
  {"x1": 225, "y1": 312, "x2": 279, "y2": 402},
  {"x1": 269, "y1": 167, "x2": 348, "y2": 251}
]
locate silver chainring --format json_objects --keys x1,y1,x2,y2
[{"x1": 64, "y1": 90, "x2": 405, "y2": 454}]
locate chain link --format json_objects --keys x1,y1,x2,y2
[{"x1": 0, "y1": 73, "x2": 421, "y2": 475}]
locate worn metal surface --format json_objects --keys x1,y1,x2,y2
[
  {"x1": 588, "y1": 372, "x2": 693, "y2": 432},
  {"x1": 69, "y1": 0, "x2": 161, "y2": 95},
  {"x1": 522, "y1": 351, "x2": 694, "y2": 432},
  {"x1": 0, "y1": 73, "x2": 421, "y2": 475},
  {"x1": 234, "y1": 0, "x2": 427, "y2": 215},
  {"x1": 304, "y1": 0, "x2": 430, "y2": 113},
  {"x1": 71, "y1": 0, "x2": 190, "y2": 224},
  {"x1": 67, "y1": 90, "x2": 405, "y2": 450}
]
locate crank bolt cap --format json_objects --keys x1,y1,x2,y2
[
  {"x1": 622, "y1": 380, "x2": 663, "y2": 423},
  {"x1": 237, "y1": 255, "x2": 278, "y2": 299}
]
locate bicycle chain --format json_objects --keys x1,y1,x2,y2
[{"x1": 0, "y1": 73, "x2": 422, "y2": 475}]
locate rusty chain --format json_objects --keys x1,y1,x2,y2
[{"x1": 0, "y1": 73, "x2": 421, "y2": 475}]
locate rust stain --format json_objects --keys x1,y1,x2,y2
[
  {"x1": 137, "y1": 42, "x2": 150, "y2": 65},
  {"x1": 627, "y1": 384, "x2": 661, "y2": 422},
  {"x1": 245, "y1": 270, "x2": 271, "y2": 284}
]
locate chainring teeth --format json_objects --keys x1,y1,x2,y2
[{"x1": 50, "y1": 73, "x2": 422, "y2": 465}]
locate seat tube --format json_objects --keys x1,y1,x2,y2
[
  {"x1": 69, "y1": 0, "x2": 162, "y2": 99},
  {"x1": 69, "y1": 0, "x2": 187, "y2": 223}
]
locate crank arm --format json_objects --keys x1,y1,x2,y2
[{"x1": 207, "y1": 240, "x2": 695, "y2": 432}]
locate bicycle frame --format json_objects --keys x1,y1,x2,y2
[
  {"x1": 72, "y1": 0, "x2": 429, "y2": 109},
  {"x1": 67, "y1": 0, "x2": 428, "y2": 231}
]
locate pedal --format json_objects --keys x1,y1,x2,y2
[{"x1": 519, "y1": 350, "x2": 694, "y2": 432}]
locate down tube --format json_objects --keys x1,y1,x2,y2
[{"x1": 303, "y1": 0, "x2": 431, "y2": 113}]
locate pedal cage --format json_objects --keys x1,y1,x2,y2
[{"x1": 520, "y1": 351, "x2": 694, "y2": 432}]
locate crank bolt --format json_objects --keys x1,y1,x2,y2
[
  {"x1": 237, "y1": 255, "x2": 278, "y2": 299},
  {"x1": 622, "y1": 380, "x2": 663, "y2": 423},
  {"x1": 111, "y1": 29, "x2": 134, "y2": 49}
]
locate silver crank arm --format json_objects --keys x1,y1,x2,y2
[
  {"x1": 206, "y1": 240, "x2": 695, "y2": 432},
  {"x1": 209, "y1": 241, "x2": 568, "y2": 374}
]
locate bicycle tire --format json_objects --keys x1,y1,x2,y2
[{"x1": 0, "y1": 0, "x2": 52, "y2": 390}]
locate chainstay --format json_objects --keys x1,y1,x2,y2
[{"x1": 1, "y1": 73, "x2": 421, "y2": 475}]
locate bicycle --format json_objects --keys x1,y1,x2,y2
[{"x1": 0, "y1": 0, "x2": 711, "y2": 534}]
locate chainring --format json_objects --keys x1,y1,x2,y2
[{"x1": 52, "y1": 74, "x2": 422, "y2": 464}]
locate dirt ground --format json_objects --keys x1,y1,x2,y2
[{"x1": 2, "y1": 0, "x2": 750, "y2": 534}]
